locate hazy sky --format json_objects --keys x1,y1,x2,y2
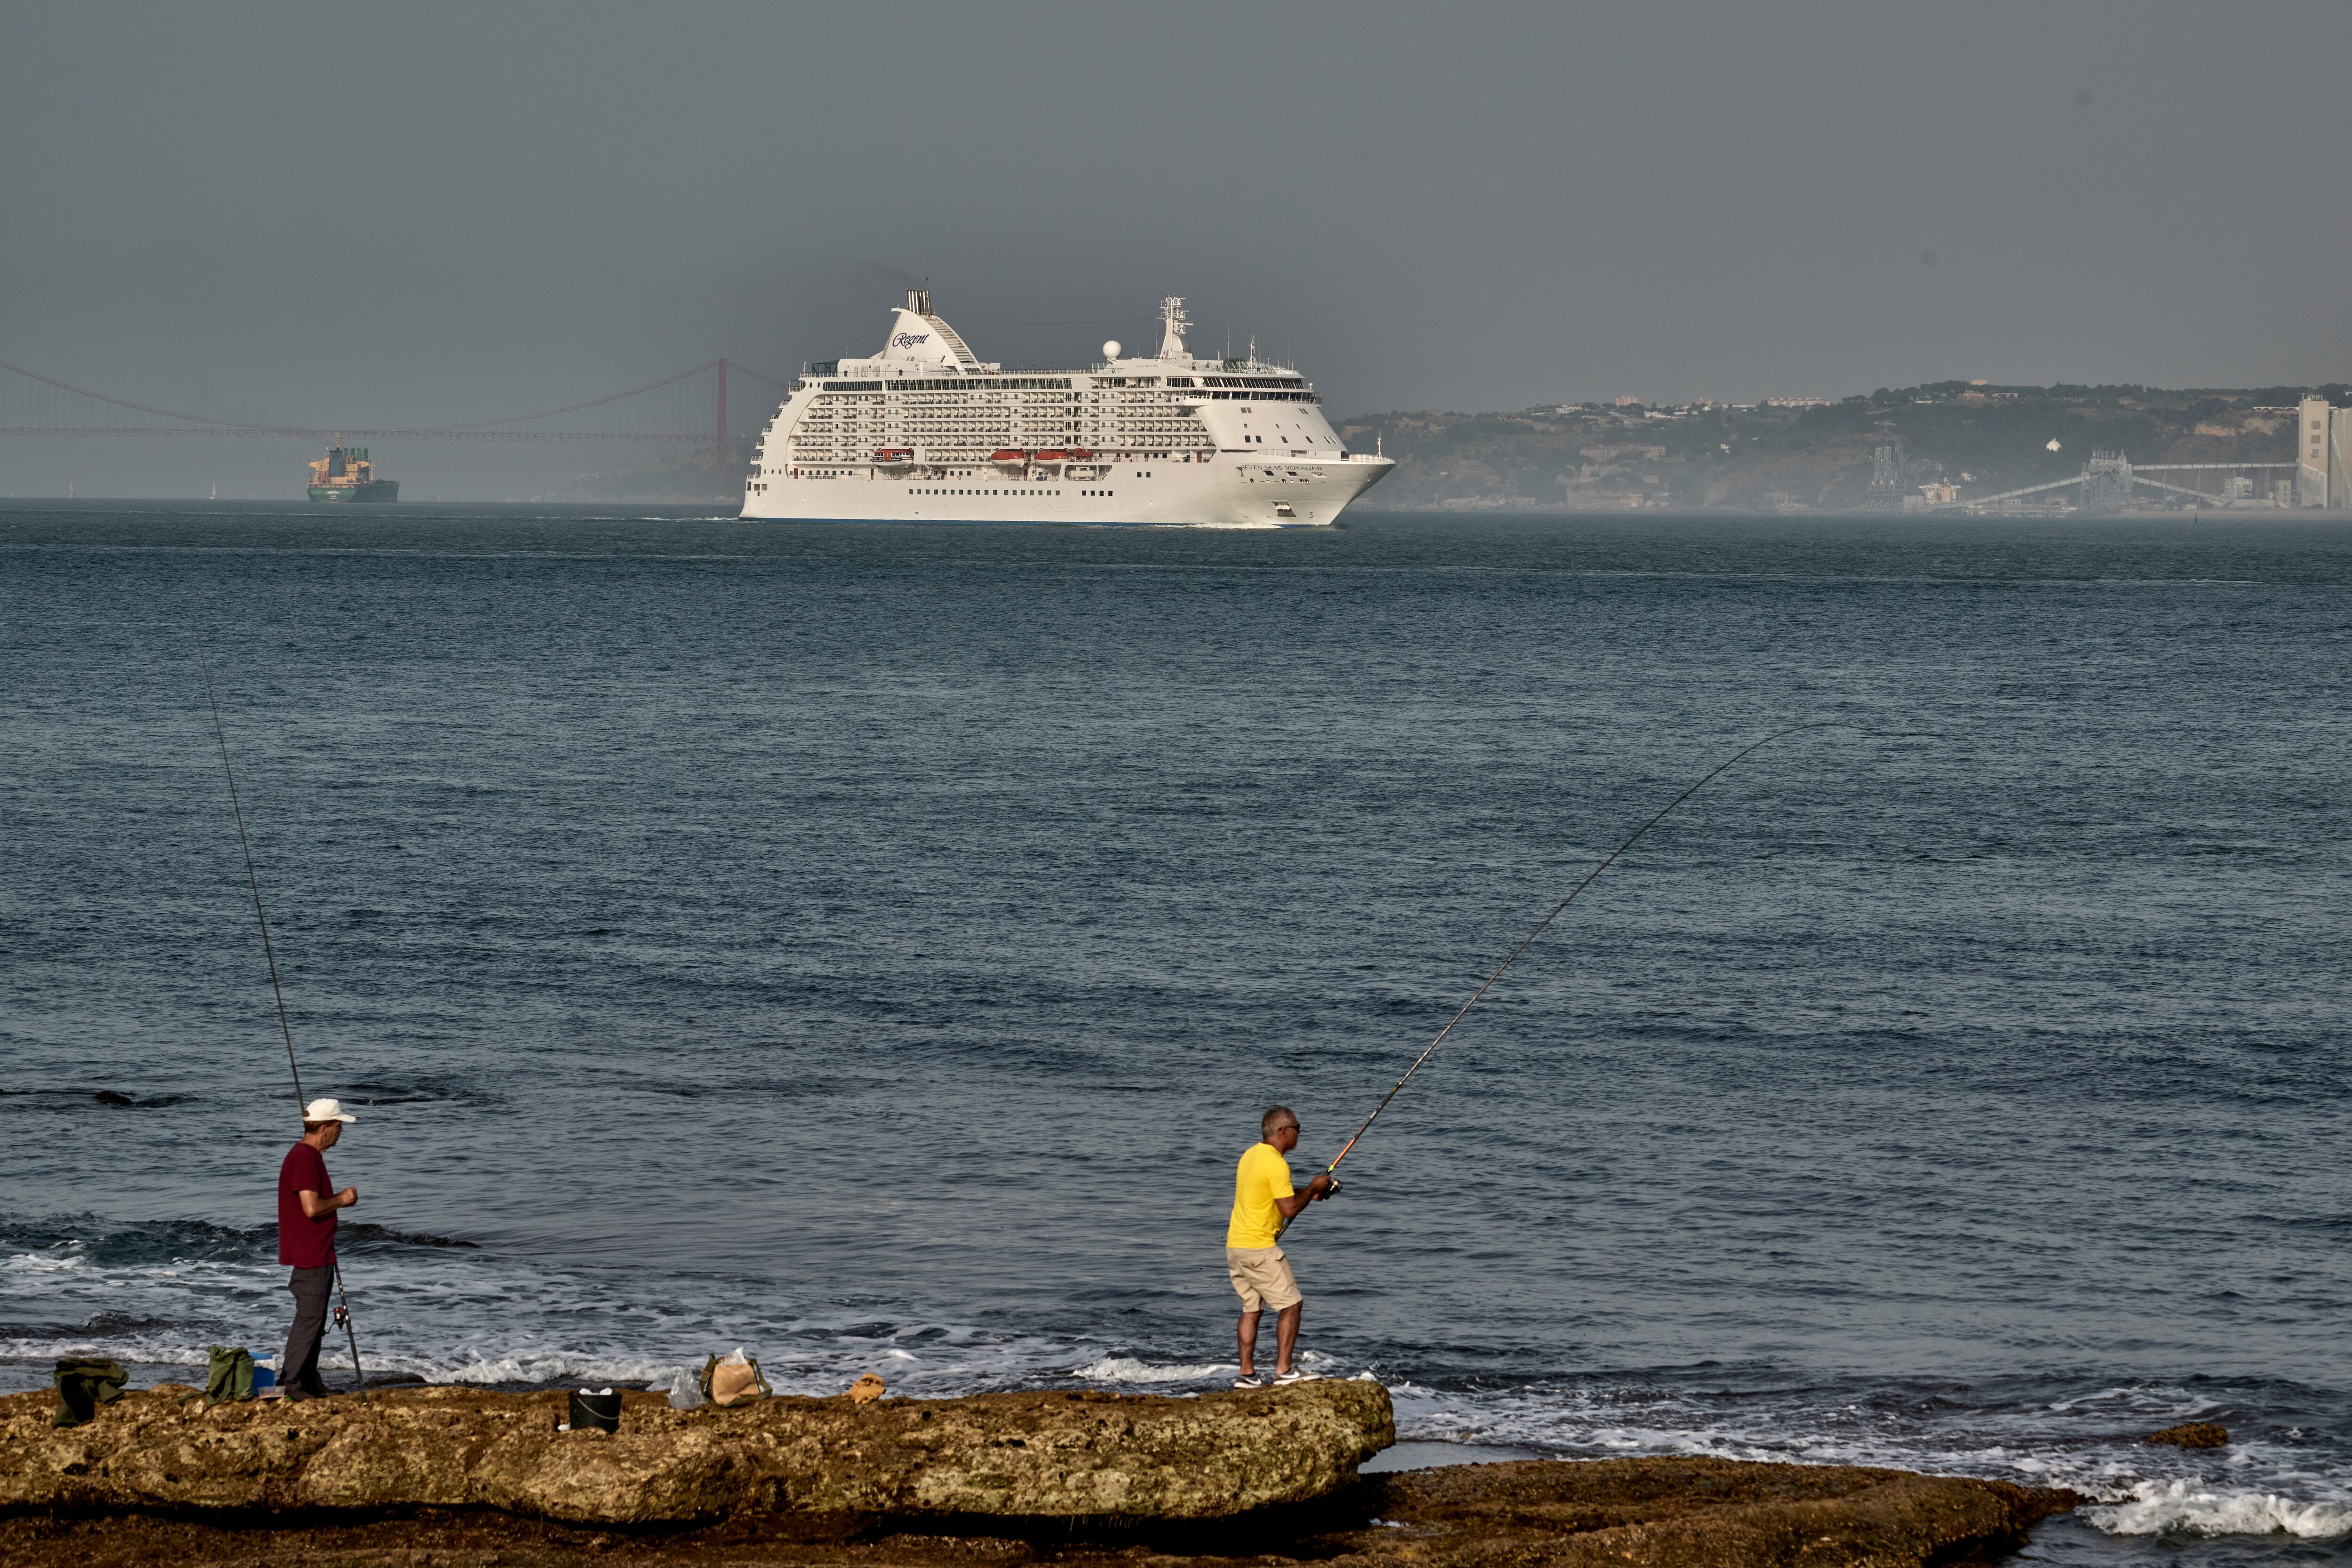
[{"x1": 5, "y1": 1, "x2": 2347, "y2": 496}]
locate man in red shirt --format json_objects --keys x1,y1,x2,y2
[{"x1": 278, "y1": 1097, "x2": 358, "y2": 1399}]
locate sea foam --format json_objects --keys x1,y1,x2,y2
[
  {"x1": 1072, "y1": 1355, "x2": 1232, "y2": 1384},
  {"x1": 2083, "y1": 1478, "x2": 2352, "y2": 1539}
]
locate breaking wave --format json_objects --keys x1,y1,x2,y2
[
  {"x1": 2083, "y1": 1479, "x2": 2352, "y2": 1539},
  {"x1": 1071, "y1": 1355, "x2": 1232, "y2": 1383}
]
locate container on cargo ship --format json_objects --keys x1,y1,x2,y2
[{"x1": 307, "y1": 439, "x2": 399, "y2": 502}]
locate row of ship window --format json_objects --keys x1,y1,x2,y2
[
  {"x1": 786, "y1": 458, "x2": 1182, "y2": 469},
  {"x1": 805, "y1": 416, "x2": 1206, "y2": 424},
  {"x1": 872, "y1": 417, "x2": 1200, "y2": 423},
  {"x1": 806, "y1": 415, "x2": 1192, "y2": 422},
  {"x1": 811, "y1": 376, "x2": 1302, "y2": 394},
  {"x1": 818, "y1": 404, "x2": 1186, "y2": 409},
  {"x1": 823, "y1": 378, "x2": 1077, "y2": 392},
  {"x1": 900, "y1": 487, "x2": 1123, "y2": 497},
  {"x1": 850, "y1": 432, "x2": 1206, "y2": 439}
]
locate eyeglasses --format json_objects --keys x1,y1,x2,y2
[{"x1": 1275, "y1": 1124, "x2": 1300, "y2": 1134}]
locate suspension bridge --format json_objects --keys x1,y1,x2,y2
[
  {"x1": 0, "y1": 355, "x2": 793, "y2": 468},
  {"x1": 1928, "y1": 453, "x2": 2301, "y2": 513}
]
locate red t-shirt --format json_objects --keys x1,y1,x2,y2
[{"x1": 278, "y1": 1142, "x2": 337, "y2": 1267}]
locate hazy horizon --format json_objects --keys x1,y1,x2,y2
[{"x1": 6, "y1": 1, "x2": 2347, "y2": 498}]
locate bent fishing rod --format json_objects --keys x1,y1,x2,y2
[
  {"x1": 201, "y1": 659, "x2": 369, "y2": 1403},
  {"x1": 1285, "y1": 721, "x2": 1829, "y2": 1231}
]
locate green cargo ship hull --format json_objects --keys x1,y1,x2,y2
[{"x1": 308, "y1": 480, "x2": 400, "y2": 502}]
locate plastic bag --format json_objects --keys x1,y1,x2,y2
[{"x1": 665, "y1": 1367, "x2": 706, "y2": 1410}]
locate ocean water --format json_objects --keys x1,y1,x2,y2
[{"x1": 4, "y1": 501, "x2": 2349, "y2": 1564}]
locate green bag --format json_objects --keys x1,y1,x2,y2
[
  {"x1": 204, "y1": 1345, "x2": 257, "y2": 1405},
  {"x1": 52, "y1": 1357, "x2": 129, "y2": 1428}
]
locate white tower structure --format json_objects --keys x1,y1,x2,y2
[
  {"x1": 2336, "y1": 411, "x2": 2351, "y2": 509},
  {"x1": 1158, "y1": 296, "x2": 1191, "y2": 359},
  {"x1": 2299, "y1": 397, "x2": 2329, "y2": 506},
  {"x1": 2295, "y1": 396, "x2": 2351, "y2": 508}
]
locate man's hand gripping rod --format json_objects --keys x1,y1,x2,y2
[{"x1": 1283, "y1": 723, "x2": 1826, "y2": 1232}]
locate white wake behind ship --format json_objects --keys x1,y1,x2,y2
[{"x1": 740, "y1": 294, "x2": 1391, "y2": 526}]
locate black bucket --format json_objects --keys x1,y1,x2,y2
[{"x1": 568, "y1": 1388, "x2": 620, "y2": 1433}]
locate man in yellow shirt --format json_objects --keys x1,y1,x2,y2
[{"x1": 1226, "y1": 1106, "x2": 1333, "y2": 1388}]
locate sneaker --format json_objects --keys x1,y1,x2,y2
[
  {"x1": 1232, "y1": 1373, "x2": 1266, "y2": 1390},
  {"x1": 1273, "y1": 1369, "x2": 1317, "y2": 1385}
]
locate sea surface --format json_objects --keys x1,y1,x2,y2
[{"x1": 4, "y1": 502, "x2": 2350, "y2": 1564}]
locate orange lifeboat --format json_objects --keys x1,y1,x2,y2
[{"x1": 989, "y1": 449, "x2": 1027, "y2": 465}]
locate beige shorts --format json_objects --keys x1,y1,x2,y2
[{"x1": 1226, "y1": 1245, "x2": 1301, "y2": 1312}]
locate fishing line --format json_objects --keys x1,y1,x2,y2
[
  {"x1": 1298, "y1": 720, "x2": 1832, "y2": 1215},
  {"x1": 200, "y1": 658, "x2": 369, "y2": 1402}
]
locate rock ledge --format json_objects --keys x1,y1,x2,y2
[
  {"x1": 0, "y1": 1450, "x2": 2082, "y2": 1568},
  {"x1": 0, "y1": 1381, "x2": 1392, "y2": 1525}
]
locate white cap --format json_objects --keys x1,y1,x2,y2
[{"x1": 303, "y1": 1097, "x2": 357, "y2": 1124}]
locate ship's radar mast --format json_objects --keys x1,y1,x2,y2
[{"x1": 1159, "y1": 296, "x2": 1190, "y2": 359}]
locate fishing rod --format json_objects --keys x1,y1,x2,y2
[
  {"x1": 201, "y1": 659, "x2": 369, "y2": 1404},
  {"x1": 1289, "y1": 721, "x2": 1828, "y2": 1225}
]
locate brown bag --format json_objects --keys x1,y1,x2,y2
[
  {"x1": 847, "y1": 1373, "x2": 886, "y2": 1404},
  {"x1": 700, "y1": 1352, "x2": 771, "y2": 1408}
]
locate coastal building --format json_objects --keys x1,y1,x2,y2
[{"x1": 2297, "y1": 396, "x2": 2350, "y2": 506}]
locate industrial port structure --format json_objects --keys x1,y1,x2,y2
[{"x1": 1906, "y1": 398, "x2": 2348, "y2": 514}]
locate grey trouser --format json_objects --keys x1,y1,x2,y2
[{"x1": 283, "y1": 1266, "x2": 334, "y2": 1393}]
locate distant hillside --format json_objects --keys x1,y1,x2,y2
[{"x1": 1337, "y1": 382, "x2": 2351, "y2": 511}]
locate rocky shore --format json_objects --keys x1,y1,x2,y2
[
  {"x1": 0, "y1": 1380, "x2": 2079, "y2": 1567},
  {"x1": 1, "y1": 1382, "x2": 1391, "y2": 1523}
]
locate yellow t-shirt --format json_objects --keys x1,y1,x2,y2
[{"x1": 1227, "y1": 1142, "x2": 1296, "y2": 1249}]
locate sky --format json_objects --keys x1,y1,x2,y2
[{"x1": 4, "y1": 0, "x2": 2347, "y2": 497}]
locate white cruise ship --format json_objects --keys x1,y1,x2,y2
[{"x1": 739, "y1": 294, "x2": 1391, "y2": 525}]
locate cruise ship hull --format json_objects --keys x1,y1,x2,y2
[{"x1": 740, "y1": 454, "x2": 1390, "y2": 526}]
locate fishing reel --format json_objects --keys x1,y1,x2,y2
[
  {"x1": 1318, "y1": 1172, "x2": 1343, "y2": 1198},
  {"x1": 332, "y1": 1303, "x2": 350, "y2": 1329}
]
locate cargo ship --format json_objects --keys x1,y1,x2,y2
[{"x1": 307, "y1": 440, "x2": 398, "y2": 502}]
